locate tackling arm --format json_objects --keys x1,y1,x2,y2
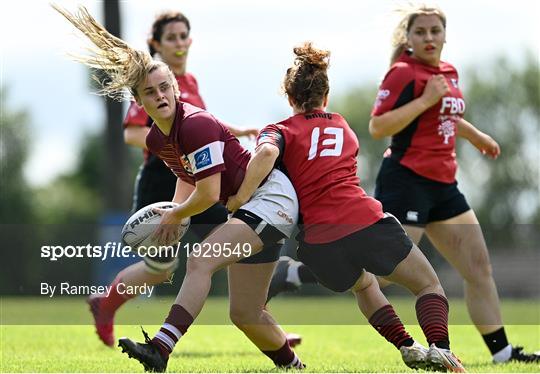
[{"x1": 226, "y1": 143, "x2": 279, "y2": 212}]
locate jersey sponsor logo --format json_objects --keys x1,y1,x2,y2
[
  {"x1": 440, "y1": 97, "x2": 465, "y2": 114},
  {"x1": 194, "y1": 148, "x2": 212, "y2": 169},
  {"x1": 438, "y1": 119, "x2": 456, "y2": 145},
  {"x1": 374, "y1": 89, "x2": 390, "y2": 108},
  {"x1": 406, "y1": 211, "x2": 419, "y2": 222},
  {"x1": 277, "y1": 210, "x2": 294, "y2": 224},
  {"x1": 180, "y1": 155, "x2": 194, "y2": 175}
]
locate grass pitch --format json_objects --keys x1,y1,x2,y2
[{"x1": 1, "y1": 297, "x2": 539, "y2": 373}]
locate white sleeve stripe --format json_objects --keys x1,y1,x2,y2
[{"x1": 187, "y1": 141, "x2": 225, "y2": 174}]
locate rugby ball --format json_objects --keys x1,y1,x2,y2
[{"x1": 121, "y1": 201, "x2": 190, "y2": 252}]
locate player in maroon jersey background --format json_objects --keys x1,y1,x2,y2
[
  {"x1": 227, "y1": 42, "x2": 466, "y2": 372},
  {"x1": 86, "y1": 11, "x2": 260, "y2": 349},
  {"x1": 370, "y1": 4, "x2": 538, "y2": 364},
  {"x1": 54, "y1": 6, "x2": 305, "y2": 372}
]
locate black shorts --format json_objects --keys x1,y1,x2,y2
[
  {"x1": 297, "y1": 215, "x2": 413, "y2": 292},
  {"x1": 132, "y1": 156, "x2": 177, "y2": 212},
  {"x1": 374, "y1": 158, "x2": 470, "y2": 226}
]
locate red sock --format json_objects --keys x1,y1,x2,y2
[
  {"x1": 416, "y1": 293, "x2": 450, "y2": 349},
  {"x1": 100, "y1": 276, "x2": 135, "y2": 316},
  {"x1": 262, "y1": 341, "x2": 304, "y2": 368},
  {"x1": 368, "y1": 304, "x2": 414, "y2": 349},
  {"x1": 152, "y1": 304, "x2": 194, "y2": 358}
]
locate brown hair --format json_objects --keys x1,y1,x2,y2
[
  {"x1": 283, "y1": 42, "x2": 330, "y2": 113},
  {"x1": 390, "y1": 4, "x2": 446, "y2": 66},
  {"x1": 52, "y1": 4, "x2": 179, "y2": 101},
  {"x1": 148, "y1": 11, "x2": 191, "y2": 56}
]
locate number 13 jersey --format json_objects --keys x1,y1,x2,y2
[{"x1": 257, "y1": 110, "x2": 383, "y2": 244}]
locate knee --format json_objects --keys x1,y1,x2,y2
[
  {"x1": 229, "y1": 306, "x2": 263, "y2": 327},
  {"x1": 463, "y1": 252, "x2": 493, "y2": 285},
  {"x1": 185, "y1": 256, "x2": 215, "y2": 277},
  {"x1": 351, "y1": 272, "x2": 377, "y2": 295}
]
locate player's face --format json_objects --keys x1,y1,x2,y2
[
  {"x1": 136, "y1": 67, "x2": 177, "y2": 123},
  {"x1": 407, "y1": 14, "x2": 446, "y2": 66},
  {"x1": 153, "y1": 21, "x2": 192, "y2": 70}
]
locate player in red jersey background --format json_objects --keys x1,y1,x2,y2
[
  {"x1": 227, "y1": 42, "x2": 466, "y2": 372},
  {"x1": 370, "y1": 4, "x2": 538, "y2": 364}
]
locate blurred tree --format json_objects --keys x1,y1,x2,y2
[
  {"x1": 0, "y1": 86, "x2": 34, "y2": 223},
  {"x1": 329, "y1": 84, "x2": 383, "y2": 193},
  {"x1": 458, "y1": 52, "x2": 539, "y2": 247}
]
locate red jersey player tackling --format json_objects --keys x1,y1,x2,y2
[{"x1": 227, "y1": 42, "x2": 465, "y2": 373}]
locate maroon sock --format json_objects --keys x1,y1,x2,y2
[
  {"x1": 151, "y1": 304, "x2": 194, "y2": 358},
  {"x1": 262, "y1": 341, "x2": 302, "y2": 368},
  {"x1": 368, "y1": 304, "x2": 414, "y2": 349},
  {"x1": 416, "y1": 293, "x2": 450, "y2": 349},
  {"x1": 100, "y1": 276, "x2": 135, "y2": 316}
]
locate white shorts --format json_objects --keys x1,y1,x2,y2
[{"x1": 239, "y1": 169, "x2": 299, "y2": 239}]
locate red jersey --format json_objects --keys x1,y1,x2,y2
[
  {"x1": 123, "y1": 73, "x2": 206, "y2": 162},
  {"x1": 257, "y1": 110, "x2": 383, "y2": 244},
  {"x1": 146, "y1": 102, "x2": 250, "y2": 202},
  {"x1": 372, "y1": 52, "x2": 465, "y2": 183}
]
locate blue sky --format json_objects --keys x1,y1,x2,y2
[{"x1": 1, "y1": 0, "x2": 538, "y2": 186}]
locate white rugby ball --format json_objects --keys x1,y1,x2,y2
[{"x1": 121, "y1": 201, "x2": 190, "y2": 252}]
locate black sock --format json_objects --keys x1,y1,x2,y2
[
  {"x1": 298, "y1": 264, "x2": 318, "y2": 284},
  {"x1": 482, "y1": 327, "x2": 509, "y2": 355}
]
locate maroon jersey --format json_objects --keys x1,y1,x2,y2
[
  {"x1": 257, "y1": 110, "x2": 383, "y2": 244},
  {"x1": 146, "y1": 102, "x2": 250, "y2": 201},
  {"x1": 123, "y1": 73, "x2": 206, "y2": 162},
  {"x1": 372, "y1": 52, "x2": 465, "y2": 183}
]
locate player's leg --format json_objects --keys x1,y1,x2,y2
[
  {"x1": 267, "y1": 255, "x2": 318, "y2": 299},
  {"x1": 228, "y1": 261, "x2": 304, "y2": 368},
  {"x1": 425, "y1": 209, "x2": 539, "y2": 363},
  {"x1": 88, "y1": 164, "x2": 177, "y2": 346},
  {"x1": 382, "y1": 244, "x2": 465, "y2": 372},
  {"x1": 118, "y1": 218, "x2": 266, "y2": 371},
  {"x1": 118, "y1": 169, "x2": 299, "y2": 371},
  {"x1": 350, "y1": 271, "x2": 429, "y2": 369},
  {"x1": 377, "y1": 225, "x2": 425, "y2": 289}
]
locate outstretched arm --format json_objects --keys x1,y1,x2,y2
[
  {"x1": 123, "y1": 126, "x2": 150, "y2": 149},
  {"x1": 457, "y1": 118, "x2": 501, "y2": 159},
  {"x1": 224, "y1": 123, "x2": 259, "y2": 140}
]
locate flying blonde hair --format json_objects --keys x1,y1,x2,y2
[
  {"x1": 390, "y1": 3, "x2": 446, "y2": 66},
  {"x1": 52, "y1": 4, "x2": 179, "y2": 101}
]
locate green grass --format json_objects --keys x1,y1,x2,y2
[{"x1": 1, "y1": 297, "x2": 539, "y2": 373}]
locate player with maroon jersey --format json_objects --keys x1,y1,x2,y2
[
  {"x1": 54, "y1": 6, "x2": 305, "y2": 372},
  {"x1": 369, "y1": 5, "x2": 538, "y2": 364},
  {"x1": 86, "y1": 11, "x2": 262, "y2": 350},
  {"x1": 227, "y1": 42, "x2": 465, "y2": 372}
]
